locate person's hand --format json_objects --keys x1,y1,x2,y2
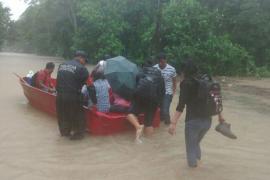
[
  {"x1": 219, "y1": 117, "x2": 225, "y2": 123},
  {"x1": 218, "y1": 113, "x2": 225, "y2": 123},
  {"x1": 168, "y1": 122, "x2": 177, "y2": 135}
]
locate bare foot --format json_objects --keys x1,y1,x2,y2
[{"x1": 135, "y1": 125, "x2": 144, "y2": 142}]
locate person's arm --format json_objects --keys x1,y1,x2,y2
[
  {"x1": 88, "y1": 85, "x2": 97, "y2": 104},
  {"x1": 168, "y1": 111, "x2": 182, "y2": 135},
  {"x1": 172, "y1": 76, "x2": 177, "y2": 96},
  {"x1": 39, "y1": 81, "x2": 55, "y2": 92},
  {"x1": 77, "y1": 66, "x2": 89, "y2": 87},
  {"x1": 81, "y1": 67, "x2": 89, "y2": 84},
  {"x1": 48, "y1": 77, "x2": 56, "y2": 92},
  {"x1": 168, "y1": 81, "x2": 187, "y2": 135}
]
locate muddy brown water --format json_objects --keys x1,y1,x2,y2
[{"x1": 0, "y1": 53, "x2": 270, "y2": 180}]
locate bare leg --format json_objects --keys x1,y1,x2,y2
[{"x1": 127, "y1": 114, "x2": 144, "y2": 142}]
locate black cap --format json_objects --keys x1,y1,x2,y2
[{"x1": 75, "y1": 50, "x2": 88, "y2": 62}]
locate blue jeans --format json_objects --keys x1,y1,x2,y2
[
  {"x1": 160, "y1": 94, "x2": 173, "y2": 123},
  {"x1": 185, "y1": 118, "x2": 212, "y2": 167}
]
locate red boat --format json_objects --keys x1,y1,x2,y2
[{"x1": 17, "y1": 75, "x2": 160, "y2": 135}]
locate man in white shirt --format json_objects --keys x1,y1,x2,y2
[{"x1": 154, "y1": 53, "x2": 177, "y2": 124}]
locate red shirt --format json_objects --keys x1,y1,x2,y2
[{"x1": 35, "y1": 69, "x2": 53, "y2": 89}]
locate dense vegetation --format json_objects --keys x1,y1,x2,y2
[
  {"x1": 0, "y1": 2, "x2": 10, "y2": 50},
  {"x1": 1, "y1": 0, "x2": 270, "y2": 76}
]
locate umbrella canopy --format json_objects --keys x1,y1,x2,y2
[{"x1": 104, "y1": 56, "x2": 139, "y2": 100}]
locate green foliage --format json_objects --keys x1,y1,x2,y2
[
  {"x1": 11, "y1": 0, "x2": 76, "y2": 57},
  {"x1": 199, "y1": 0, "x2": 270, "y2": 67},
  {"x1": 255, "y1": 66, "x2": 270, "y2": 77},
  {"x1": 0, "y1": 2, "x2": 10, "y2": 49},
  {"x1": 162, "y1": 0, "x2": 254, "y2": 76},
  {"x1": 2, "y1": 0, "x2": 270, "y2": 76},
  {"x1": 72, "y1": 0, "x2": 125, "y2": 62}
]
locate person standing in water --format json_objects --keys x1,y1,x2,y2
[
  {"x1": 56, "y1": 50, "x2": 89, "y2": 140},
  {"x1": 168, "y1": 60, "x2": 235, "y2": 167},
  {"x1": 154, "y1": 53, "x2": 177, "y2": 125}
]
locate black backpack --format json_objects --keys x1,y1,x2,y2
[
  {"x1": 135, "y1": 67, "x2": 165, "y2": 103},
  {"x1": 196, "y1": 74, "x2": 223, "y2": 116}
]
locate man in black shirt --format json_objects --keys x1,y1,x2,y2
[{"x1": 56, "y1": 50, "x2": 89, "y2": 140}]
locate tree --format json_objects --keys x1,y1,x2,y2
[
  {"x1": 161, "y1": 0, "x2": 254, "y2": 75},
  {"x1": 7, "y1": 0, "x2": 270, "y2": 75},
  {"x1": 0, "y1": 2, "x2": 10, "y2": 50},
  {"x1": 199, "y1": 0, "x2": 270, "y2": 67}
]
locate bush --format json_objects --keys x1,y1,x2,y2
[
  {"x1": 256, "y1": 66, "x2": 270, "y2": 77},
  {"x1": 162, "y1": 0, "x2": 255, "y2": 76}
]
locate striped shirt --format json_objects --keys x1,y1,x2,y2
[
  {"x1": 93, "y1": 79, "x2": 111, "y2": 112},
  {"x1": 154, "y1": 64, "x2": 177, "y2": 95}
]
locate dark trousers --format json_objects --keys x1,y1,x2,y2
[
  {"x1": 56, "y1": 93, "x2": 85, "y2": 136},
  {"x1": 185, "y1": 118, "x2": 212, "y2": 167},
  {"x1": 129, "y1": 99, "x2": 158, "y2": 127},
  {"x1": 160, "y1": 94, "x2": 173, "y2": 123}
]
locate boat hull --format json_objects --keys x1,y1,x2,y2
[{"x1": 19, "y1": 78, "x2": 160, "y2": 135}]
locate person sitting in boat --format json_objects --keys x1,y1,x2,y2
[
  {"x1": 88, "y1": 71, "x2": 111, "y2": 112},
  {"x1": 32, "y1": 62, "x2": 56, "y2": 93},
  {"x1": 87, "y1": 71, "x2": 130, "y2": 113}
]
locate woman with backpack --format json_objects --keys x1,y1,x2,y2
[{"x1": 168, "y1": 60, "x2": 229, "y2": 168}]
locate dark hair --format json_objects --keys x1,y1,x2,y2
[
  {"x1": 180, "y1": 59, "x2": 198, "y2": 78},
  {"x1": 46, "y1": 62, "x2": 55, "y2": 69},
  {"x1": 142, "y1": 59, "x2": 154, "y2": 67},
  {"x1": 74, "y1": 50, "x2": 88, "y2": 62},
  {"x1": 157, "y1": 53, "x2": 166, "y2": 61},
  {"x1": 93, "y1": 71, "x2": 105, "y2": 81}
]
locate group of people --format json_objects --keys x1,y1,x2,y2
[{"x1": 30, "y1": 50, "x2": 236, "y2": 168}]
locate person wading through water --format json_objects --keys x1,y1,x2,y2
[
  {"x1": 56, "y1": 50, "x2": 89, "y2": 140},
  {"x1": 169, "y1": 59, "x2": 236, "y2": 168},
  {"x1": 154, "y1": 53, "x2": 177, "y2": 125},
  {"x1": 127, "y1": 60, "x2": 165, "y2": 143}
]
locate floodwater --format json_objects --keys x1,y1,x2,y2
[{"x1": 0, "y1": 53, "x2": 270, "y2": 180}]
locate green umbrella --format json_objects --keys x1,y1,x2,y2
[{"x1": 104, "y1": 56, "x2": 139, "y2": 100}]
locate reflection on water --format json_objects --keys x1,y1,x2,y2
[{"x1": 0, "y1": 53, "x2": 270, "y2": 180}]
